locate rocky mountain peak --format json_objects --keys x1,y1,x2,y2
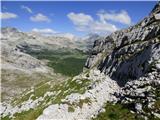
[
  {"x1": 150, "y1": 2, "x2": 160, "y2": 15},
  {"x1": 1, "y1": 27, "x2": 20, "y2": 34},
  {"x1": 85, "y1": 3, "x2": 160, "y2": 85},
  {"x1": 84, "y1": 3, "x2": 160, "y2": 118}
]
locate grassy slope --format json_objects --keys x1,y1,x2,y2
[
  {"x1": 1, "y1": 48, "x2": 88, "y2": 120},
  {"x1": 2, "y1": 78, "x2": 91, "y2": 120},
  {"x1": 26, "y1": 48, "x2": 87, "y2": 76},
  {"x1": 1, "y1": 69, "x2": 53, "y2": 102},
  {"x1": 92, "y1": 103, "x2": 144, "y2": 120}
]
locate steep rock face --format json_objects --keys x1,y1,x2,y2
[
  {"x1": 85, "y1": 3, "x2": 160, "y2": 85},
  {"x1": 113, "y1": 69, "x2": 160, "y2": 119},
  {"x1": 85, "y1": 3, "x2": 160, "y2": 119}
]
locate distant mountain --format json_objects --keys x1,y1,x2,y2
[
  {"x1": 1, "y1": 27, "x2": 65, "y2": 102},
  {"x1": 81, "y1": 33, "x2": 104, "y2": 48},
  {"x1": 1, "y1": 27, "x2": 80, "y2": 50}
]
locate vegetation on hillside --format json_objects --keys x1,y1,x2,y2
[
  {"x1": 1, "y1": 78, "x2": 91, "y2": 120},
  {"x1": 26, "y1": 48, "x2": 87, "y2": 76},
  {"x1": 92, "y1": 102, "x2": 144, "y2": 120}
]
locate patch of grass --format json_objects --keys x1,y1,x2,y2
[
  {"x1": 155, "y1": 86, "x2": 160, "y2": 98},
  {"x1": 64, "y1": 98, "x2": 91, "y2": 112},
  {"x1": 1, "y1": 115, "x2": 11, "y2": 120},
  {"x1": 11, "y1": 79, "x2": 52, "y2": 106},
  {"x1": 13, "y1": 82, "x2": 52, "y2": 105},
  {"x1": 68, "y1": 106, "x2": 75, "y2": 112},
  {"x1": 13, "y1": 91, "x2": 33, "y2": 105},
  {"x1": 151, "y1": 86, "x2": 160, "y2": 114},
  {"x1": 5, "y1": 77, "x2": 91, "y2": 120},
  {"x1": 154, "y1": 99, "x2": 160, "y2": 111},
  {"x1": 13, "y1": 106, "x2": 44, "y2": 120},
  {"x1": 92, "y1": 103, "x2": 144, "y2": 120},
  {"x1": 12, "y1": 78, "x2": 91, "y2": 108},
  {"x1": 52, "y1": 79, "x2": 91, "y2": 104},
  {"x1": 26, "y1": 48, "x2": 87, "y2": 76},
  {"x1": 144, "y1": 86, "x2": 160, "y2": 120},
  {"x1": 78, "y1": 98, "x2": 91, "y2": 108},
  {"x1": 33, "y1": 84, "x2": 50, "y2": 99},
  {"x1": 48, "y1": 57, "x2": 86, "y2": 77},
  {"x1": 86, "y1": 73, "x2": 90, "y2": 77},
  {"x1": 2, "y1": 68, "x2": 52, "y2": 104}
]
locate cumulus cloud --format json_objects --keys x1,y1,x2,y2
[
  {"x1": 21, "y1": 5, "x2": 32, "y2": 13},
  {"x1": 32, "y1": 28, "x2": 57, "y2": 35},
  {"x1": 0, "y1": 12, "x2": 18, "y2": 19},
  {"x1": 67, "y1": 12, "x2": 93, "y2": 26},
  {"x1": 67, "y1": 12, "x2": 117, "y2": 34},
  {"x1": 67, "y1": 10, "x2": 132, "y2": 34},
  {"x1": 30, "y1": 13, "x2": 51, "y2": 22},
  {"x1": 97, "y1": 10, "x2": 132, "y2": 25}
]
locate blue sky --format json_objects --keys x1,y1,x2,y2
[{"x1": 1, "y1": 1, "x2": 157, "y2": 36}]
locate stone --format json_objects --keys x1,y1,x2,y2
[
  {"x1": 135, "y1": 103, "x2": 143, "y2": 113},
  {"x1": 154, "y1": 13, "x2": 160, "y2": 20},
  {"x1": 156, "y1": 63, "x2": 160, "y2": 71},
  {"x1": 85, "y1": 3, "x2": 160, "y2": 86}
]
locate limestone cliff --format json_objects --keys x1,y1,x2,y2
[{"x1": 85, "y1": 2, "x2": 160, "y2": 86}]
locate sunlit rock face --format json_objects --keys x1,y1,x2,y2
[
  {"x1": 85, "y1": 3, "x2": 160, "y2": 119},
  {"x1": 85, "y1": 3, "x2": 160, "y2": 85}
]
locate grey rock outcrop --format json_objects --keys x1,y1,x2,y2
[
  {"x1": 85, "y1": 2, "x2": 160, "y2": 86},
  {"x1": 116, "y1": 70, "x2": 160, "y2": 118},
  {"x1": 85, "y1": 2, "x2": 160, "y2": 119}
]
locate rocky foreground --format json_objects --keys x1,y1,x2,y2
[
  {"x1": 85, "y1": 2, "x2": 160, "y2": 119},
  {"x1": 37, "y1": 70, "x2": 120, "y2": 120}
]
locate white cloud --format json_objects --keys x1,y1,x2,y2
[
  {"x1": 21, "y1": 5, "x2": 32, "y2": 13},
  {"x1": 67, "y1": 12, "x2": 93, "y2": 26},
  {"x1": 30, "y1": 13, "x2": 51, "y2": 22},
  {"x1": 0, "y1": 12, "x2": 18, "y2": 19},
  {"x1": 97, "y1": 10, "x2": 132, "y2": 25},
  {"x1": 32, "y1": 28, "x2": 57, "y2": 35},
  {"x1": 67, "y1": 12, "x2": 118, "y2": 34}
]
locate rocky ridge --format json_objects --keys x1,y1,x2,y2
[
  {"x1": 85, "y1": 2, "x2": 160, "y2": 119},
  {"x1": 85, "y1": 3, "x2": 160, "y2": 85},
  {"x1": 37, "y1": 69, "x2": 120, "y2": 120}
]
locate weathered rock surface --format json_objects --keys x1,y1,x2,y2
[
  {"x1": 37, "y1": 70, "x2": 120, "y2": 120},
  {"x1": 115, "y1": 70, "x2": 160, "y2": 119},
  {"x1": 85, "y1": 3, "x2": 160, "y2": 86},
  {"x1": 84, "y1": 3, "x2": 160, "y2": 119}
]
